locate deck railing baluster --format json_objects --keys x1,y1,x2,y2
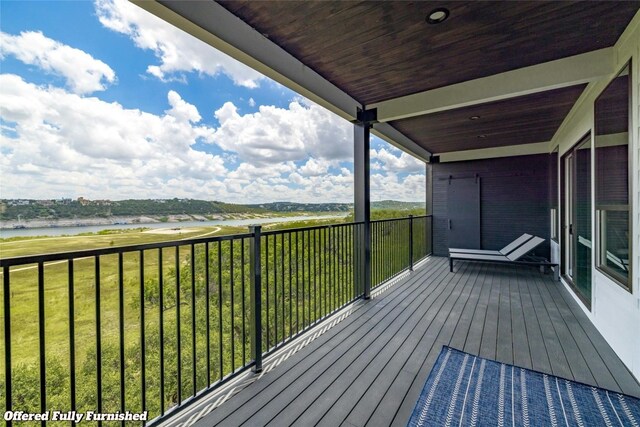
[
  {"x1": 118, "y1": 253, "x2": 125, "y2": 425},
  {"x1": 217, "y1": 241, "x2": 223, "y2": 381},
  {"x1": 67, "y1": 260, "x2": 76, "y2": 419},
  {"x1": 204, "y1": 243, "x2": 210, "y2": 384},
  {"x1": 38, "y1": 262, "x2": 46, "y2": 427},
  {"x1": 249, "y1": 226, "x2": 262, "y2": 372},
  {"x1": 158, "y1": 249, "x2": 165, "y2": 415},
  {"x1": 3, "y1": 265, "x2": 11, "y2": 427},
  {"x1": 230, "y1": 240, "x2": 235, "y2": 373},
  {"x1": 190, "y1": 244, "x2": 196, "y2": 396},
  {"x1": 175, "y1": 246, "x2": 181, "y2": 404},
  {"x1": 139, "y1": 251, "x2": 145, "y2": 417}
]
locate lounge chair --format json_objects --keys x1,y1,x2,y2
[
  {"x1": 449, "y1": 233, "x2": 533, "y2": 256},
  {"x1": 449, "y1": 236, "x2": 557, "y2": 277}
]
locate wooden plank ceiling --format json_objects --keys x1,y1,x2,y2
[
  {"x1": 218, "y1": 1, "x2": 638, "y2": 154},
  {"x1": 391, "y1": 85, "x2": 588, "y2": 154}
]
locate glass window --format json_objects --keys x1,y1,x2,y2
[{"x1": 595, "y1": 62, "x2": 631, "y2": 290}]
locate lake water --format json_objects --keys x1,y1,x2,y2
[{"x1": 0, "y1": 214, "x2": 347, "y2": 239}]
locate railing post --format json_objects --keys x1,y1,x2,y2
[
  {"x1": 409, "y1": 215, "x2": 414, "y2": 271},
  {"x1": 249, "y1": 225, "x2": 263, "y2": 373},
  {"x1": 363, "y1": 220, "x2": 371, "y2": 299},
  {"x1": 3, "y1": 266, "x2": 12, "y2": 427},
  {"x1": 429, "y1": 215, "x2": 433, "y2": 255}
]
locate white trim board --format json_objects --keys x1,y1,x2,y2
[
  {"x1": 436, "y1": 141, "x2": 550, "y2": 162},
  {"x1": 370, "y1": 49, "x2": 614, "y2": 123}
]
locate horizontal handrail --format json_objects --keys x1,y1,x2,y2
[
  {"x1": 0, "y1": 232, "x2": 254, "y2": 267},
  {"x1": 0, "y1": 221, "x2": 374, "y2": 267},
  {"x1": 261, "y1": 220, "x2": 364, "y2": 236},
  {"x1": 370, "y1": 214, "x2": 431, "y2": 224}
]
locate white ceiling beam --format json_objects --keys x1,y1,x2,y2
[
  {"x1": 436, "y1": 141, "x2": 551, "y2": 163},
  {"x1": 370, "y1": 48, "x2": 615, "y2": 123}
]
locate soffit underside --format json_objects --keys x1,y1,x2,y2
[
  {"x1": 389, "y1": 84, "x2": 588, "y2": 154},
  {"x1": 217, "y1": 1, "x2": 637, "y2": 105}
]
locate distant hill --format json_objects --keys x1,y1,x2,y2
[
  {"x1": 247, "y1": 200, "x2": 424, "y2": 212},
  {"x1": 370, "y1": 200, "x2": 426, "y2": 210},
  {"x1": 250, "y1": 202, "x2": 351, "y2": 212},
  {"x1": 0, "y1": 198, "x2": 266, "y2": 221},
  {"x1": 0, "y1": 198, "x2": 425, "y2": 220}
]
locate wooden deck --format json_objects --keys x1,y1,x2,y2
[{"x1": 187, "y1": 256, "x2": 640, "y2": 426}]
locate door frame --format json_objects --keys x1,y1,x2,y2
[{"x1": 560, "y1": 132, "x2": 592, "y2": 309}]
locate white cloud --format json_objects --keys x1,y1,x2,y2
[
  {"x1": 299, "y1": 158, "x2": 330, "y2": 176},
  {"x1": 0, "y1": 31, "x2": 116, "y2": 95},
  {"x1": 371, "y1": 148, "x2": 424, "y2": 173},
  {"x1": 0, "y1": 73, "x2": 424, "y2": 204},
  {"x1": 95, "y1": 0, "x2": 264, "y2": 88},
  {"x1": 0, "y1": 74, "x2": 355, "y2": 203},
  {"x1": 211, "y1": 100, "x2": 352, "y2": 165},
  {"x1": 0, "y1": 74, "x2": 225, "y2": 199},
  {"x1": 371, "y1": 172, "x2": 426, "y2": 202},
  {"x1": 248, "y1": 97, "x2": 256, "y2": 107},
  {"x1": 166, "y1": 90, "x2": 201, "y2": 123}
]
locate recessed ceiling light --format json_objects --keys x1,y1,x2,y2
[
  {"x1": 469, "y1": 115, "x2": 480, "y2": 120},
  {"x1": 426, "y1": 8, "x2": 449, "y2": 24},
  {"x1": 478, "y1": 134, "x2": 487, "y2": 139}
]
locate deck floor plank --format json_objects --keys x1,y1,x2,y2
[
  {"x1": 201, "y1": 259, "x2": 453, "y2": 426},
  {"x1": 510, "y1": 265, "x2": 533, "y2": 370},
  {"x1": 462, "y1": 262, "x2": 495, "y2": 356},
  {"x1": 268, "y1": 259, "x2": 469, "y2": 426},
  {"x1": 357, "y1": 262, "x2": 483, "y2": 427},
  {"x1": 200, "y1": 258, "x2": 450, "y2": 425},
  {"x1": 521, "y1": 265, "x2": 572, "y2": 380},
  {"x1": 449, "y1": 261, "x2": 487, "y2": 352},
  {"x1": 479, "y1": 263, "x2": 501, "y2": 361},
  {"x1": 516, "y1": 266, "x2": 552, "y2": 374},
  {"x1": 553, "y1": 280, "x2": 640, "y2": 397},
  {"x1": 388, "y1": 262, "x2": 488, "y2": 427},
  {"x1": 311, "y1": 260, "x2": 481, "y2": 427},
  {"x1": 187, "y1": 257, "x2": 640, "y2": 427},
  {"x1": 496, "y1": 266, "x2": 514, "y2": 365},
  {"x1": 538, "y1": 272, "x2": 626, "y2": 393},
  {"x1": 536, "y1": 270, "x2": 604, "y2": 389}
]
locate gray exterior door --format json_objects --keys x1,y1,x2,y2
[{"x1": 447, "y1": 177, "x2": 481, "y2": 249}]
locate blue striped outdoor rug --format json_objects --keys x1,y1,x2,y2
[{"x1": 408, "y1": 346, "x2": 640, "y2": 426}]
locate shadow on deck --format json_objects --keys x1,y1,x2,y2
[{"x1": 168, "y1": 256, "x2": 640, "y2": 426}]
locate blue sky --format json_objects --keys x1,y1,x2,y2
[{"x1": 0, "y1": 0, "x2": 425, "y2": 203}]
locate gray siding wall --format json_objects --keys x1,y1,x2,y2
[{"x1": 433, "y1": 154, "x2": 550, "y2": 258}]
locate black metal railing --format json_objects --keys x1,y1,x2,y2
[
  {"x1": 1, "y1": 233, "x2": 256, "y2": 426},
  {"x1": 371, "y1": 215, "x2": 432, "y2": 288},
  {"x1": 260, "y1": 222, "x2": 364, "y2": 356},
  {"x1": 0, "y1": 216, "x2": 431, "y2": 425}
]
